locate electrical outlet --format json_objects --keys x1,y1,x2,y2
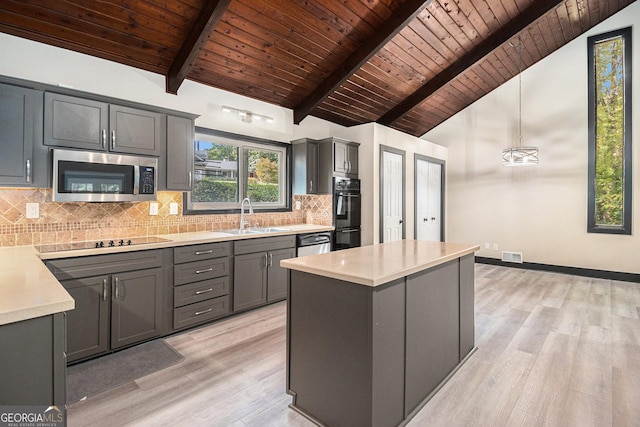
[
  {"x1": 26, "y1": 203, "x2": 39, "y2": 219},
  {"x1": 492, "y1": 243, "x2": 499, "y2": 251},
  {"x1": 149, "y1": 202, "x2": 159, "y2": 216},
  {"x1": 484, "y1": 242, "x2": 490, "y2": 250},
  {"x1": 295, "y1": 200, "x2": 301, "y2": 210},
  {"x1": 169, "y1": 202, "x2": 179, "y2": 215}
]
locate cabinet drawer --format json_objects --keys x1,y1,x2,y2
[
  {"x1": 47, "y1": 249, "x2": 164, "y2": 280},
  {"x1": 174, "y1": 258, "x2": 229, "y2": 285},
  {"x1": 174, "y1": 277, "x2": 229, "y2": 308},
  {"x1": 173, "y1": 296, "x2": 229, "y2": 330},
  {"x1": 174, "y1": 242, "x2": 231, "y2": 264},
  {"x1": 233, "y1": 235, "x2": 295, "y2": 255}
]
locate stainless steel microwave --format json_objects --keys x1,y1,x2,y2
[{"x1": 52, "y1": 149, "x2": 157, "y2": 202}]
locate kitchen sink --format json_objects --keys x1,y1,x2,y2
[
  {"x1": 219, "y1": 227, "x2": 292, "y2": 235},
  {"x1": 252, "y1": 227, "x2": 292, "y2": 232}
]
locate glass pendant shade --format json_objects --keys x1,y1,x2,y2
[{"x1": 502, "y1": 146, "x2": 539, "y2": 166}]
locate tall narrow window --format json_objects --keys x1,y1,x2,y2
[{"x1": 587, "y1": 27, "x2": 632, "y2": 234}]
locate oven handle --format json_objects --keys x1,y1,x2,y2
[
  {"x1": 336, "y1": 229, "x2": 359, "y2": 233},
  {"x1": 336, "y1": 193, "x2": 360, "y2": 198}
]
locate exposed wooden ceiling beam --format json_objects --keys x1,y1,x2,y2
[
  {"x1": 166, "y1": 0, "x2": 231, "y2": 94},
  {"x1": 293, "y1": 0, "x2": 433, "y2": 125},
  {"x1": 377, "y1": 0, "x2": 566, "y2": 127}
]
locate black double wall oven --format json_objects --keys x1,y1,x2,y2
[{"x1": 333, "y1": 177, "x2": 361, "y2": 250}]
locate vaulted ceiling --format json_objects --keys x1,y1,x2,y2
[{"x1": 0, "y1": 0, "x2": 634, "y2": 137}]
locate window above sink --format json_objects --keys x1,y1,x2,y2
[{"x1": 185, "y1": 128, "x2": 291, "y2": 215}]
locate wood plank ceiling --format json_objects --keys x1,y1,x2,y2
[{"x1": 0, "y1": 0, "x2": 635, "y2": 137}]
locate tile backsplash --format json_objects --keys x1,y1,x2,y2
[{"x1": 0, "y1": 188, "x2": 333, "y2": 247}]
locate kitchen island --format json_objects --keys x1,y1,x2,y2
[{"x1": 281, "y1": 240, "x2": 479, "y2": 427}]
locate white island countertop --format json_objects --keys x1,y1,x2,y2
[{"x1": 281, "y1": 240, "x2": 480, "y2": 287}]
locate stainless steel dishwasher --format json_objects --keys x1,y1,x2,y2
[{"x1": 296, "y1": 232, "x2": 332, "y2": 257}]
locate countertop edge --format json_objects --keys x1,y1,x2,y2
[{"x1": 281, "y1": 242, "x2": 480, "y2": 287}]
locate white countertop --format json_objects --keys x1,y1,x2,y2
[
  {"x1": 281, "y1": 240, "x2": 480, "y2": 287},
  {"x1": 0, "y1": 246, "x2": 75, "y2": 326},
  {"x1": 1, "y1": 224, "x2": 333, "y2": 326}
]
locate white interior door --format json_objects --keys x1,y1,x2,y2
[
  {"x1": 415, "y1": 157, "x2": 442, "y2": 241},
  {"x1": 382, "y1": 150, "x2": 404, "y2": 242}
]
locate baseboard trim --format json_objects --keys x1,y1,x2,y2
[{"x1": 475, "y1": 257, "x2": 640, "y2": 283}]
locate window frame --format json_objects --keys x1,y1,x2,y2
[
  {"x1": 184, "y1": 127, "x2": 292, "y2": 215},
  {"x1": 587, "y1": 27, "x2": 633, "y2": 235}
]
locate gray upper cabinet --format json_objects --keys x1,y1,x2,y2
[
  {"x1": 44, "y1": 92, "x2": 163, "y2": 156},
  {"x1": 44, "y1": 92, "x2": 108, "y2": 150},
  {"x1": 293, "y1": 138, "x2": 322, "y2": 194},
  {"x1": 0, "y1": 83, "x2": 47, "y2": 187},
  {"x1": 165, "y1": 115, "x2": 194, "y2": 191},
  {"x1": 331, "y1": 138, "x2": 359, "y2": 177},
  {"x1": 109, "y1": 104, "x2": 163, "y2": 156}
]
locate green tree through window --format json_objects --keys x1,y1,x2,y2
[{"x1": 588, "y1": 28, "x2": 632, "y2": 234}]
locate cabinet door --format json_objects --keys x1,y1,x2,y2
[
  {"x1": 166, "y1": 115, "x2": 194, "y2": 190},
  {"x1": 111, "y1": 267, "x2": 163, "y2": 349},
  {"x1": 233, "y1": 252, "x2": 267, "y2": 312},
  {"x1": 61, "y1": 275, "x2": 110, "y2": 362},
  {"x1": 267, "y1": 247, "x2": 295, "y2": 302},
  {"x1": 307, "y1": 142, "x2": 319, "y2": 193},
  {"x1": 346, "y1": 144, "x2": 358, "y2": 176},
  {"x1": 44, "y1": 92, "x2": 108, "y2": 150},
  {"x1": 334, "y1": 142, "x2": 348, "y2": 174},
  {"x1": 109, "y1": 104, "x2": 163, "y2": 156},
  {"x1": 0, "y1": 84, "x2": 42, "y2": 186}
]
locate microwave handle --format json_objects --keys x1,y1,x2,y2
[{"x1": 133, "y1": 165, "x2": 140, "y2": 195}]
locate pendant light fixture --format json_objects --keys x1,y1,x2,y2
[{"x1": 502, "y1": 36, "x2": 539, "y2": 166}]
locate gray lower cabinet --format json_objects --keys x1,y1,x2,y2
[
  {"x1": 233, "y1": 236, "x2": 295, "y2": 312},
  {"x1": 0, "y1": 82, "x2": 47, "y2": 187},
  {"x1": 0, "y1": 313, "x2": 65, "y2": 407},
  {"x1": 44, "y1": 92, "x2": 163, "y2": 156},
  {"x1": 60, "y1": 275, "x2": 110, "y2": 361},
  {"x1": 172, "y1": 242, "x2": 231, "y2": 330},
  {"x1": 47, "y1": 249, "x2": 165, "y2": 363}
]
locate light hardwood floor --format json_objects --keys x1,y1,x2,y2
[{"x1": 68, "y1": 264, "x2": 640, "y2": 426}]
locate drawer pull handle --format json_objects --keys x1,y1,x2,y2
[
  {"x1": 195, "y1": 308, "x2": 212, "y2": 316},
  {"x1": 195, "y1": 267, "x2": 213, "y2": 274},
  {"x1": 195, "y1": 250, "x2": 213, "y2": 255},
  {"x1": 195, "y1": 288, "x2": 214, "y2": 295}
]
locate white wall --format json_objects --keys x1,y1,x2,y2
[
  {"x1": 0, "y1": 32, "x2": 347, "y2": 143},
  {"x1": 338, "y1": 123, "x2": 447, "y2": 245},
  {"x1": 423, "y1": 3, "x2": 640, "y2": 274}
]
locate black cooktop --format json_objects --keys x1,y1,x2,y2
[{"x1": 35, "y1": 236, "x2": 169, "y2": 253}]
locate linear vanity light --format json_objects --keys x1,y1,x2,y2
[{"x1": 221, "y1": 105, "x2": 274, "y2": 123}]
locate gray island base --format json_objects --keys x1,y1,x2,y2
[{"x1": 281, "y1": 240, "x2": 479, "y2": 427}]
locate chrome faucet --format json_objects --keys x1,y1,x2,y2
[{"x1": 240, "y1": 197, "x2": 253, "y2": 230}]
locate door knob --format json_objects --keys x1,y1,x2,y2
[{"x1": 399, "y1": 219, "x2": 403, "y2": 224}]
